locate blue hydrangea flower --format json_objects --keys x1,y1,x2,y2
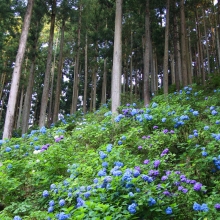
[
  {"x1": 193, "y1": 111, "x2": 199, "y2": 116},
  {"x1": 204, "y1": 126, "x2": 209, "y2": 130},
  {"x1": 200, "y1": 203, "x2": 209, "y2": 212},
  {"x1": 148, "y1": 197, "x2": 156, "y2": 206},
  {"x1": 84, "y1": 191, "x2": 91, "y2": 198},
  {"x1": 49, "y1": 200, "x2": 55, "y2": 206},
  {"x1": 114, "y1": 161, "x2": 123, "y2": 167},
  {"x1": 152, "y1": 102, "x2": 158, "y2": 108},
  {"x1": 56, "y1": 212, "x2": 70, "y2": 220},
  {"x1": 14, "y1": 216, "x2": 22, "y2": 220},
  {"x1": 48, "y1": 206, "x2": 54, "y2": 213},
  {"x1": 165, "y1": 207, "x2": 172, "y2": 215},
  {"x1": 50, "y1": 184, "x2": 56, "y2": 190},
  {"x1": 99, "y1": 151, "x2": 107, "y2": 160},
  {"x1": 106, "y1": 144, "x2": 113, "y2": 152},
  {"x1": 5, "y1": 147, "x2": 12, "y2": 152},
  {"x1": 133, "y1": 170, "x2": 140, "y2": 177},
  {"x1": 102, "y1": 161, "x2": 108, "y2": 167},
  {"x1": 59, "y1": 199, "x2": 65, "y2": 207},
  {"x1": 193, "y1": 202, "x2": 201, "y2": 211},
  {"x1": 202, "y1": 151, "x2": 208, "y2": 157},
  {"x1": 162, "y1": 118, "x2": 166, "y2": 122},
  {"x1": 129, "y1": 192, "x2": 134, "y2": 197},
  {"x1": 212, "y1": 110, "x2": 218, "y2": 115},
  {"x1": 76, "y1": 197, "x2": 85, "y2": 208},
  {"x1": 43, "y1": 190, "x2": 49, "y2": 197},
  {"x1": 118, "y1": 140, "x2": 123, "y2": 145},
  {"x1": 98, "y1": 170, "x2": 107, "y2": 177},
  {"x1": 128, "y1": 203, "x2": 137, "y2": 214}
]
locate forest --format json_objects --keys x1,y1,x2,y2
[
  {"x1": 1, "y1": 0, "x2": 220, "y2": 219},
  {"x1": 0, "y1": 0, "x2": 219, "y2": 138}
]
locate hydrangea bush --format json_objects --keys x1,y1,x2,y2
[{"x1": 0, "y1": 85, "x2": 220, "y2": 219}]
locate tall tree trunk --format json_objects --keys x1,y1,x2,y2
[
  {"x1": 92, "y1": 69, "x2": 97, "y2": 110},
  {"x1": 39, "y1": 0, "x2": 56, "y2": 128},
  {"x1": 83, "y1": 32, "x2": 88, "y2": 113},
  {"x1": 48, "y1": 36, "x2": 59, "y2": 126},
  {"x1": 111, "y1": 0, "x2": 123, "y2": 113},
  {"x1": 71, "y1": 4, "x2": 82, "y2": 114},
  {"x1": 22, "y1": 58, "x2": 36, "y2": 134},
  {"x1": 170, "y1": 53, "x2": 175, "y2": 85},
  {"x1": 144, "y1": 0, "x2": 150, "y2": 106},
  {"x1": 177, "y1": 27, "x2": 182, "y2": 86},
  {"x1": 173, "y1": 9, "x2": 180, "y2": 90},
  {"x1": 53, "y1": 20, "x2": 65, "y2": 123},
  {"x1": 16, "y1": 87, "x2": 24, "y2": 129},
  {"x1": 101, "y1": 58, "x2": 107, "y2": 104},
  {"x1": 130, "y1": 31, "x2": 133, "y2": 102},
  {"x1": 180, "y1": 0, "x2": 188, "y2": 86},
  {"x1": 202, "y1": 9, "x2": 210, "y2": 75},
  {"x1": 195, "y1": 8, "x2": 205, "y2": 85},
  {"x1": 163, "y1": 0, "x2": 170, "y2": 95},
  {"x1": 186, "y1": 27, "x2": 192, "y2": 85},
  {"x1": 3, "y1": 0, "x2": 34, "y2": 139},
  {"x1": 188, "y1": 33, "x2": 193, "y2": 85}
]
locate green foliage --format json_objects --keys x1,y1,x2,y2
[{"x1": 1, "y1": 84, "x2": 220, "y2": 219}]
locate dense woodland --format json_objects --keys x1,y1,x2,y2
[{"x1": 0, "y1": 0, "x2": 220, "y2": 139}]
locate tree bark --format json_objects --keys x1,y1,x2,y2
[
  {"x1": 144, "y1": 0, "x2": 150, "y2": 106},
  {"x1": 101, "y1": 58, "x2": 107, "y2": 104},
  {"x1": 173, "y1": 9, "x2": 180, "y2": 90},
  {"x1": 22, "y1": 58, "x2": 36, "y2": 134},
  {"x1": 180, "y1": 0, "x2": 188, "y2": 87},
  {"x1": 71, "y1": 4, "x2": 82, "y2": 114},
  {"x1": 111, "y1": 0, "x2": 123, "y2": 113},
  {"x1": 16, "y1": 87, "x2": 24, "y2": 129},
  {"x1": 53, "y1": 20, "x2": 65, "y2": 123},
  {"x1": 163, "y1": 0, "x2": 170, "y2": 95},
  {"x1": 3, "y1": 0, "x2": 34, "y2": 139},
  {"x1": 39, "y1": 0, "x2": 56, "y2": 128},
  {"x1": 83, "y1": 32, "x2": 88, "y2": 113}
]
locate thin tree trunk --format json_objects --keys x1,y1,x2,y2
[
  {"x1": 180, "y1": 0, "x2": 188, "y2": 87},
  {"x1": 177, "y1": 27, "x2": 182, "y2": 86},
  {"x1": 186, "y1": 30, "x2": 192, "y2": 85},
  {"x1": 39, "y1": 0, "x2": 56, "y2": 128},
  {"x1": 101, "y1": 58, "x2": 107, "y2": 104},
  {"x1": 48, "y1": 36, "x2": 59, "y2": 125},
  {"x1": 83, "y1": 32, "x2": 88, "y2": 113},
  {"x1": 3, "y1": 0, "x2": 34, "y2": 139},
  {"x1": 22, "y1": 58, "x2": 36, "y2": 134},
  {"x1": 173, "y1": 9, "x2": 180, "y2": 90},
  {"x1": 53, "y1": 20, "x2": 65, "y2": 123},
  {"x1": 144, "y1": 0, "x2": 150, "y2": 106},
  {"x1": 92, "y1": 69, "x2": 97, "y2": 110},
  {"x1": 0, "y1": 73, "x2": 6, "y2": 103},
  {"x1": 202, "y1": 10, "x2": 210, "y2": 75},
  {"x1": 130, "y1": 31, "x2": 133, "y2": 102},
  {"x1": 71, "y1": 4, "x2": 82, "y2": 114},
  {"x1": 16, "y1": 87, "x2": 24, "y2": 129},
  {"x1": 163, "y1": 0, "x2": 170, "y2": 95},
  {"x1": 111, "y1": 0, "x2": 123, "y2": 113},
  {"x1": 170, "y1": 53, "x2": 175, "y2": 85}
]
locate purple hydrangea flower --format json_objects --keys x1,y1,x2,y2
[
  {"x1": 161, "y1": 148, "x2": 169, "y2": 157},
  {"x1": 161, "y1": 176, "x2": 168, "y2": 181},
  {"x1": 144, "y1": 159, "x2": 150, "y2": 164},
  {"x1": 193, "y1": 182, "x2": 202, "y2": 191},
  {"x1": 154, "y1": 160, "x2": 160, "y2": 168},
  {"x1": 214, "y1": 203, "x2": 220, "y2": 210}
]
